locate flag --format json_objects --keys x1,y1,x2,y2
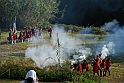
[{"x1": 13, "y1": 17, "x2": 16, "y2": 31}]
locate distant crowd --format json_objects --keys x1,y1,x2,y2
[
  {"x1": 7, "y1": 26, "x2": 53, "y2": 44},
  {"x1": 70, "y1": 54, "x2": 112, "y2": 77}
]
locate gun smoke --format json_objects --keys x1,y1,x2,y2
[
  {"x1": 25, "y1": 19, "x2": 124, "y2": 68},
  {"x1": 96, "y1": 19, "x2": 124, "y2": 57},
  {"x1": 25, "y1": 25, "x2": 92, "y2": 68}
]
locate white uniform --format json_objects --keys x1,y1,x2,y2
[
  {"x1": 20, "y1": 70, "x2": 38, "y2": 83},
  {"x1": 25, "y1": 70, "x2": 38, "y2": 83},
  {"x1": 101, "y1": 45, "x2": 109, "y2": 59}
]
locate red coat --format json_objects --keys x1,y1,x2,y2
[
  {"x1": 13, "y1": 33, "x2": 17, "y2": 40},
  {"x1": 49, "y1": 27, "x2": 53, "y2": 33},
  {"x1": 100, "y1": 62, "x2": 106, "y2": 71},
  {"x1": 75, "y1": 65, "x2": 79, "y2": 71},
  {"x1": 23, "y1": 34, "x2": 26, "y2": 39},
  {"x1": 106, "y1": 60, "x2": 111, "y2": 70},
  {"x1": 80, "y1": 62, "x2": 89, "y2": 73},
  {"x1": 74, "y1": 64, "x2": 79, "y2": 72},
  {"x1": 97, "y1": 57, "x2": 102, "y2": 65},
  {"x1": 93, "y1": 61, "x2": 100, "y2": 73}
]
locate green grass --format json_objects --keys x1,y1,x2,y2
[{"x1": 0, "y1": 79, "x2": 20, "y2": 83}]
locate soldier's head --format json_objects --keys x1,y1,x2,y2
[
  {"x1": 102, "y1": 59, "x2": 105, "y2": 62},
  {"x1": 10, "y1": 28, "x2": 12, "y2": 31},
  {"x1": 95, "y1": 59, "x2": 98, "y2": 62},
  {"x1": 83, "y1": 60, "x2": 86, "y2": 62},
  {"x1": 34, "y1": 25, "x2": 36, "y2": 29},
  {"x1": 99, "y1": 53, "x2": 102, "y2": 57}
]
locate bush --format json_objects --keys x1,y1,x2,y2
[
  {"x1": 36, "y1": 66, "x2": 73, "y2": 82},
  {"x1": 0, "y1": 58, "x2": 105, "y2": 83}
]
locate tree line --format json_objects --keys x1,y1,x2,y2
[
  {"x1": 55, "y1": 0, "x2": 124, "y2": 27},
  {"x1": 1, "y1": 0, "x2": 124, "y2": 30},
  {"x1": 0, "y1": 0, "x2": 60, "y2": 30}
]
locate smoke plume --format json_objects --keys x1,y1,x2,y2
[
  {"x1": 97, "y1": 19, "x2": 124, "y2": 58},
  {"x1": 25, "y1": 25, "x2": 92, "y2": 68}
]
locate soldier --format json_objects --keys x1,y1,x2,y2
[
  {"x1": 12, "y1": 29, "x2": 17, "y2": 44},
  {"x1": 39, "y1": 27, "x2": 43, "y2": 38},
  {"x1": 29, "y1": 26, "x2": 33, "y2": 40},
  {"x1": 93, "y1": 59, "x2": 100, "y2": 76},
  {"x1": 97, "y1": 54, "x2": 102, "y2": 66},
  {"x1": 19, "y1": 29, "x2": 26, "y2": 43},
  {"x1": 105, "y1": 58, "x2": 112, "y2": 76},
  {"x1": 48, "y1": 26, "x2": 53, "y2": 38},
  {"x1": 20, "y1": 77, "x2": 34, "y2": 83},
  {"x1": 26, "y1": 26, "x2": 32, "y2": 42},
  {"x1": 91, "y1": 57, "x2": 95, "y2": 67},
  {"x1": 7, "y1": 28, "x2": 13, "y2": 43},
  {"x1": 100, "y1": 59, "x2": 106, "y2": 77},
  {"x1": 20, "y1": 70, "x2": 38, "y2": 83},
  {"x1": 80, "y1": 60, "x2": 89, "y2": 73},
  {"x1": 34, "y1": 26, "x2": 39, "y2": 40}
]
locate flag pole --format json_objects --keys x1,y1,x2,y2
[{"x1": 13, "y1": 16, "x2": 16, "y2": 31}]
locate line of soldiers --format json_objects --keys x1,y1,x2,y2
[
  {"x1": 70, "y1": 54, "x2": 112, "y2": 77},
  {"x1": 70, "y1": 60, "x2": 89, "y2": 74},
  {"x1": 92, "y1": 54, "x2": 112, "y2": 77},
  {"x1": 7, "y1": 26, "x2": 43, "y2": 44}
]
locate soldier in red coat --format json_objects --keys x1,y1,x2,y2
[
  {"x1": 97, "y1": 54, "x2": 102, "y2": 66},
  {"x1": 80, "y1": 60, "x2": 89, "y2": 73},
  {"x1": 26, "y1": 26, "x2": 32, "y2": 42},
  {"x1": 73, "y1": 63, "x2": 80, "y2": 72},
  {"x1": 100, "y1": 59, "x2": 106, "y2": 77},
  {"x1": 12, "y1": 29, "x2": 17, "y2": 44},
  {"x1": 19, "y1": 29, "x2": 26, "y2": 43},
  {"x1": 98, "y1": 54, "x2": 102, "y2": 63},
  {"x1": 105, "y1": 58, "x2": 112, "y2": 76},
  {"x1": 93, "y1": 59, "x2": 100, "y2": 76}
]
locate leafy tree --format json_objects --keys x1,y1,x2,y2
[
  {"x1": 0, "y1": 0, "x2": 60, "y2": 30},
  {"x1": 0, "y1": 0, "x2": 19, "y2": 29}
]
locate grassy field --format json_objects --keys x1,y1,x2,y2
[
  {"x1": 101, "y1": 63, "x2": 124, "y2": 83},
  {"x1": 0, "y1": 79, "x2": 21, "y2": 83},
  {"x1": 0, "y1": 32, "x2": 124, "y2": 83}
]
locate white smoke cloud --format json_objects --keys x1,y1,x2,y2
[
  {"x1": 101, "y1": 19, "x2": 118, "y2": 31},
  {"x1": 97, "y1": 19, "x2": 124, "y2": 57},
  {"x1": 101, "y1": 45, "x2": 109, "y2": 59},
  {"x1": 107, "y1": 42, "x2": 115, "y2": 54},
  {"x1": 25, "y1": 20, "x2": 124, "y2": 67},
  {"x1": 25, "y1": 43, "x2": 57, "y2": 67},
  {"x1": 25, "y1": 25, "x2": 92, "y2": 68}
]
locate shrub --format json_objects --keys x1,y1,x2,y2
[{"x1": 0, "y1": 58, "x2": 105, "y2": 83}]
